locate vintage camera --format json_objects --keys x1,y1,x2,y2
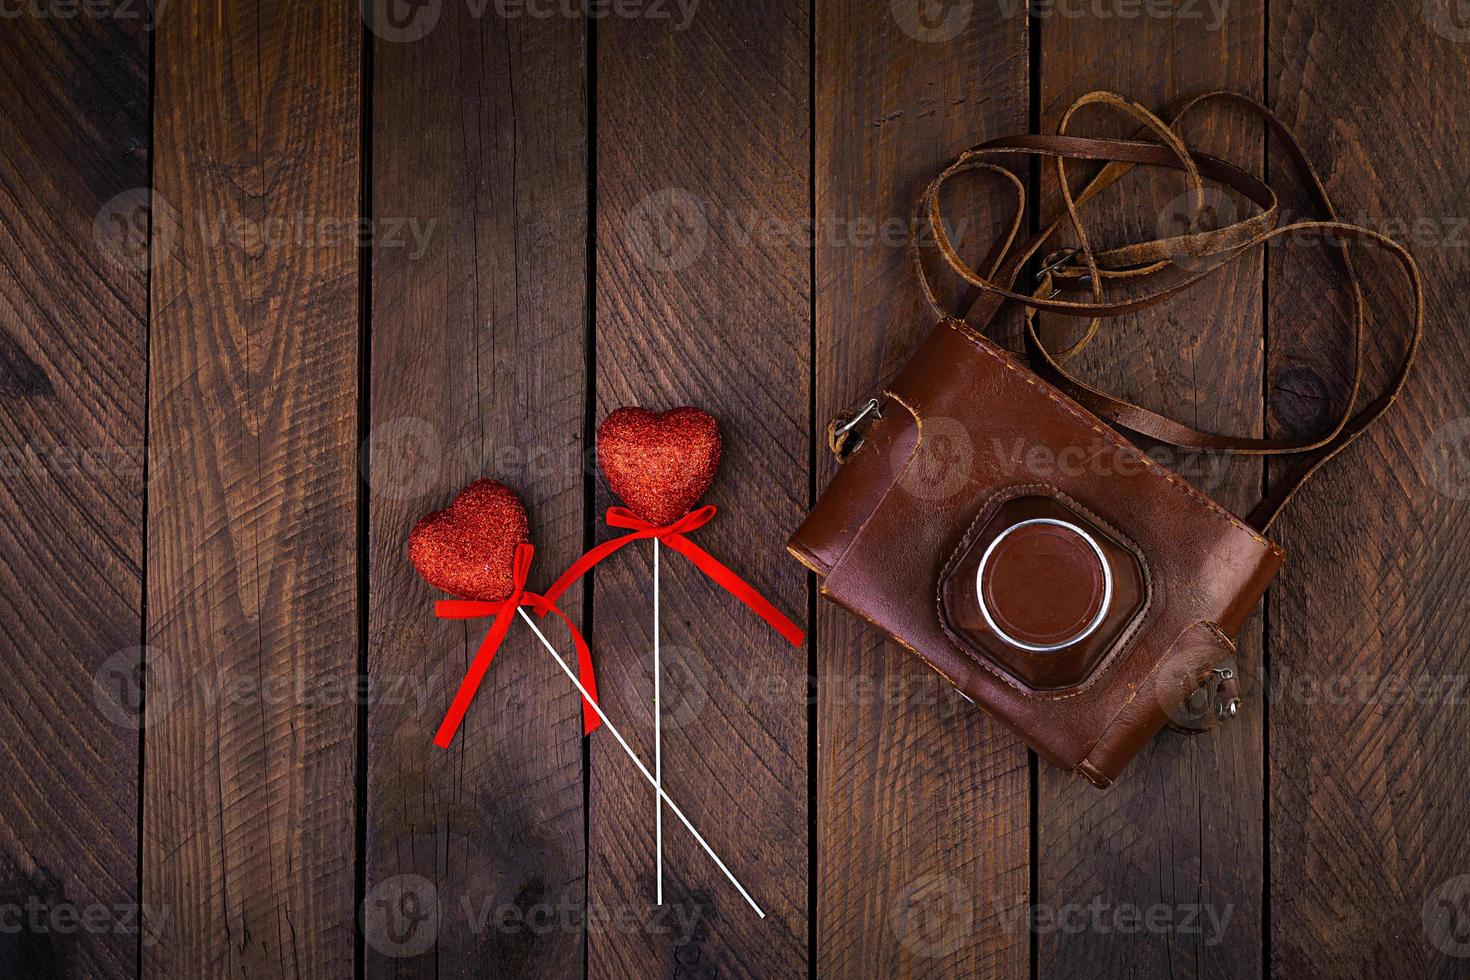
[{"x1": 789, "y1": 91, "x2": 1420, "y2": 785}]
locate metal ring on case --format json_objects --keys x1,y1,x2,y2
[{"x1": 975, "y1": 517, "x2": 1113, "y2": 653}]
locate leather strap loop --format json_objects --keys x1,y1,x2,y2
[
  {"x1": 1050, "y1": 91, "x2": 1207, "y2": 358},
  {"x1": 908, "y1": 91, "x2": 1421, "y2": 532}
]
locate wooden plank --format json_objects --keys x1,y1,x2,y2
[
  {"x1": 0, "y1": 10, "x2": 148, "y2": 979},
  {"x1": 591, "y1": 1, "x2": 809, "y2": 974},
  {"x1": 144, "y1": 1, "x2": 360, "y2": 975},
  {"x1": 813, "y1": 1, "x2": 1030, "y2": 977},
  {"x1": 1267, "y1": 3, "x2": 1470, "y2": 976},
  {"x1": 1036, "y1": 6, "x2": 1266, "y2": 978},
  {"x1": 364, "y1": 8, "x2": 589, "y2": 978}
]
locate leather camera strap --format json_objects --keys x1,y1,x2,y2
[{"x1": 909, "y1": 90, "x2": 1424, "y2": 532}]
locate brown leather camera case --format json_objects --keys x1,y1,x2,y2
[
  {"x1": 789, "y1": 320, "x2": 1281, "y2": 787},
  {"x1": 789, "y1": 91, "x2": 1422, "y2": 787}
]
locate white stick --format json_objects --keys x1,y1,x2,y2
[
  {"x1": 653, "y1": 537, "x2": 663, "y2": 906},
  {"x1": 515, "y1": 607, "x2": 765, "y2": 918}
]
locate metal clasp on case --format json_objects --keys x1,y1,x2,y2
[
  {"x1": 828, "y1": 396, "x2": 883, "y2": 460},
  {"x1": 1166, "y1": 655, "x2": 1242, "y2": 734}
]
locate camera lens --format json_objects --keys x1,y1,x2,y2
[{"x1": 976, "y1": 518, "x2": 1112, "y2": 652}]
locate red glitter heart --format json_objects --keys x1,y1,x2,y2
[
  {"x1": 408, "y1": 479, "x2": 530, "y2": 601},
  {"x1": 598, "y1": 406, "x2": 722, "y2": 526}
]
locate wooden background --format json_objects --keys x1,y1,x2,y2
[{"x1": 1, "y1": 0, "x2": 1467, "y2": 976}]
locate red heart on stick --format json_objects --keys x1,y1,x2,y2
[
  {"x1": 408, "y1": 479, "x2": 530, "y2": 601},
  {"x1": 598, "y1": 406, "x2": 722, "y2": 526}
]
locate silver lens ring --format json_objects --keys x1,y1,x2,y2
[{"x1": 976, "y1": 518, "x2": 1113, "y2": 653}]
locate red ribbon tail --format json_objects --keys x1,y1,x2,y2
[
  {"x1": 665, "y1": 534, "x2": 806, "y2": 647},
  {"x1": 535, "y1": 599, "x2": 603, "y2": 735},
  {"x1": 433, "y1": 601, "x2": 518, "y2": 748}
]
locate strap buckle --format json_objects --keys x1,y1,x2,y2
[
  {"x1": 1035, "y1": 246, "x2": 1093, "y2": 287},
  {"x1": 1036, "y1": 246, "x2": 1081, "y2": 280}
]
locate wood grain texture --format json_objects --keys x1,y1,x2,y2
[
  {"x1": 366, "y1": 7, "x2": 589, "y2": 978},
  {"x1": 592, "y1": 0, "x2": 810, "y2": 975},
  {"x1": 0, "y1": 10, "x2": 148, "y2": 979},
  {"x1": 1267, "y1": 3, "x2": 1470, "y2": 976},
  {"x1": 144, "y1": 1, "x2": 360, "y2": 975},
  {"x1": 1036, "y1": 5, "x2": 1267, "y2": 979},
  {"x1": 813, "y1": 1, "x2": 1031, "y2": 977},
  {"x1": 4, "y1": 4, "x2": 1469, "y2": 978}
]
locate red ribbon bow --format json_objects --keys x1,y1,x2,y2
[
  {"x1": 433, "y1": 542, "x2": 601, "y2": 748},
  {"x1": 540, "y1": 506, "x2": 805, "y2": 647}
]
